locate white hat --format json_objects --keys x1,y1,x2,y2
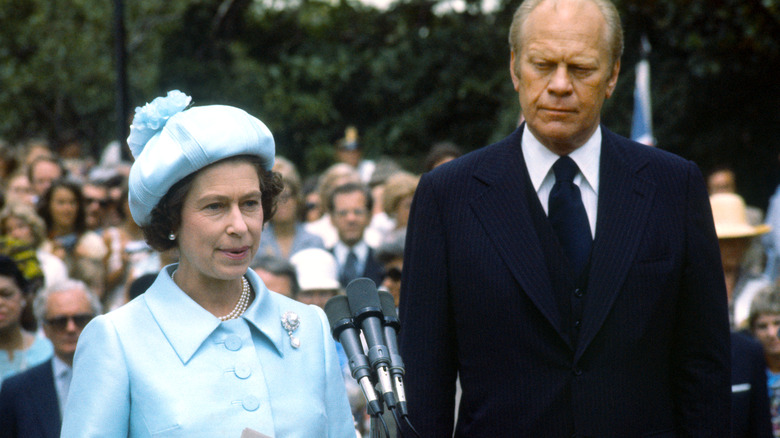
[
  {"x1": 710, "y1": 193, "x2": 770, "y2": 239},
  {"x1": 289, "y1": 248, "x2": 341, "y2": 291},
  {"x1": 127, "y1": 90, "x2": 275, "y2": 226}
]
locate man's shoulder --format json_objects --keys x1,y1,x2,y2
[
  {"x1": 602, "y1": 127, "x2": 692, "y2": 170},
  {"x1": 0, "y1": 359, "x2": 52, "y2": 393}
]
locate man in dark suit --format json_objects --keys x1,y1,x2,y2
[
  {"x1": 0, "y1": 280, "x2": 101, "y2": 438},
  {"x1": 398, "y1": 0, "x2": 731, "y2": 436},
  {"x1": 328, "y1": 181, "x2": 384, "y2": 288}
]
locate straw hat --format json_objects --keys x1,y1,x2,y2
[
  {"x1": 289, "y1": 248, "x2": 341, "y2": 291},
  {"x1": 709, "y1": 193, "x2": 770, "y2": 239}
]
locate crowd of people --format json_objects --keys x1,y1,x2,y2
[{"x1": 0, "y1": 0, "x2": 777, "y2": 436}]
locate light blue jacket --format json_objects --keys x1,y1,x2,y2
[{"x1": 61, "y1": 265, "x2": 355, "y2": 437}]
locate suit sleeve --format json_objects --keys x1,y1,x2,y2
[
  {"x1": 398, "y1": 172, "x2": 459, "y2": 437},
  {"x1": 60, "y1": 315, "x2": 131, "y2": 438},
  {"x1": 671, "y1": 162, "x2": 732, "y2": 435}
]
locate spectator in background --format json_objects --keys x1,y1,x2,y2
[
  {"x1": 305, "y1": 163, "x2": 361, "y2": 248},
  {"x1": 381, "y1": 171, "x2": 419, "y2": 234},
  {"x1": 0, "y1": 280, "x2": 101, "y2": 438},
  {"x1": 0, "y1": 203, "x2": 69, "y2": 291},
  {"x1": 335, "y1": 126, "x2": 374, "y2": 184},
  {"x1": 301, "y1": 175, "x2": 324, "y2": 224},
  {"x1": 254, "y1": 157, "x2": 324, "y2": 261},
  {"x1": 375, "y1": 230, "x2": 404, "y2": 307},
  {"x1": 290, "y1": 248, "x2": 341, "y2": 309},
  {"x1": 327, "y1": 182, "x2": 384, "y2": 288},
  {"x1": 749, "y1": 286, "x2": 780, "y2": 437},
  {"x1": 101, "y1": 184, "x2": 162, "y2": 311},
  {"x1": 27, "y1": 156, "x2": 64, "y2": 201},
  {"x1": 711, "y1": 193, "x2": 772, "y2": 327},
  {"x1": 252, "y1": 254, "x2": 299, "y2": 299},
  {"x1": 37, "y1": 179, "x2": 108, "y2": 299},
  {"x1": 424, "y1": 141, "x2": 463, "y2": 172},
  {"x1": 82, "y1": 180, "x2": 110, "y2": 232},
  {"x1": 0, "y1": 256, "x2": 52, "y2": 385},
  {"x1": 364, "y1": 158, "x2": 403, "y2": 248},
  {"x1": 3, "y1": 172, "x2": 36, "y2": 208}
]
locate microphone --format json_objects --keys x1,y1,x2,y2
[
  {"x1": 346, "y1": 278, "x2": 397, "y2": 410},
  {"x1": 378, "y1": 290, "x2": 408, "y2": 418},
  {"x1": 324, "y1": 295, "x2": 383, "y2": 416}
]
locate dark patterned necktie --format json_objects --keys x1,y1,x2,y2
[
  {"x1": 341, "y1": 250, "x2": 358, "y2": 285},
  {"x1": 548, "y1": 156, "x2": 592, "y2": 277}
]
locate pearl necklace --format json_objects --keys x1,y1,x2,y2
[{"x1": 172, "y1": 270, "x2": 251, "y2": 321}]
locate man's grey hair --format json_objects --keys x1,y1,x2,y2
[
  {"x1": 508, "y1": 0, "x2": 624, "y2": 69},
  {"x1": 33, "y1": 279, "x2": 103, "y2": 323}
]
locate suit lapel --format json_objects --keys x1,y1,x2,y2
[
  {"x1": 469, "y1": 129, "x2": 569, "y2": 345},
  {"x1": 575, "y1": 129, "x2": 656, "y2": 360},
  {"x1": 30, "y1": 361, "x2": 62, "y2": 437}
]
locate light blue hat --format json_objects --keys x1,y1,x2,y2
[{"x1": 127, "y1": 90, "x2": 275, "y2": 226}]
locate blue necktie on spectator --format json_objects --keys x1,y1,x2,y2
[
  {"x1": 341, "y1": 250, "x2": 358, "y2": 285},
  {"x1": 548, "y1": 156, "x2": 592, "y2": 277}
]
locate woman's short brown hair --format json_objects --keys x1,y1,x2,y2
[{"x1": 142, "y1": 155, "x2": 283, "y2": 251}]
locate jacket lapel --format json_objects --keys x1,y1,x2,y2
[
  {"x1": 469, "y1": 128, "x2": 569, "y2": 346},
  {"x1": 575, "y1": 129, "x2": 656, "y2": 360}
]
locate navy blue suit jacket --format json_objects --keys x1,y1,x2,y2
[
  {"x1": 331, "y1": 245, "x2": 385, "y2": 289},
  {"x1": 731, "y1": 331, "x2": 772, "y2": 438},
  {"x1": 398, "y1": 126, "x2": 731, "y2": 437},
  {"x1": 0, "y1": 359, "x2": 61, "y2": 438}
]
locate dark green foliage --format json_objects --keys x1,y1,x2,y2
[{"x1": 0, "y1": 0, "x2": 778, "y2": 204}]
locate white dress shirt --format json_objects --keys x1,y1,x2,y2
[
  {"x1": 52, "y1": 355, "x2": 72, "y2": 418},
  {"x1": 522, "y1": 126, "x2": 601, "y2": 238}
]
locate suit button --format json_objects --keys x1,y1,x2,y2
[
  {"x1": 573, "y1": 288, "x2": 584, "y2": 298},
  {"x1": 225, "y1": 335, "x2": 242, "y2": 351},
  {"x1": 234, "y1": 364, "x2": 252, "y2": 379},
  {"x1": 574, "y1": 320, "x2": 581, "y2": 330},
  {"x1": 242, "y1": 395, "x2": 260, "y2": 411},
  {"x1": 573, "y1": 367, "x2": 582, "y2": 376}
]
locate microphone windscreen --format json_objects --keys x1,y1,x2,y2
[
  {"x1": 346, "y1": 278, "x2": 381, "y2": 317},
  {"x1": 378, "y1": 291, "x2": 398, "y2": 319},
  {"x1": 324, "y1": 295, "x2": 352, "y2": 331}
]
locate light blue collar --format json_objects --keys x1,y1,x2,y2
[{"x1": 144, "y1": 265, "x2": 286, "y2": 364}]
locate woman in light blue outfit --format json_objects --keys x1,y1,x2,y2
[{"x1": 61, "y1": 91, "x2": 355, "y2": 437}]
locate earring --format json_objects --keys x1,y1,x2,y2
[{"x1": 168, "y1": 233, "x2": 176, "y2": 241}]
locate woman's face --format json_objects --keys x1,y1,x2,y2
[
  {"x1": 4, "y1": 216, "x2": 34, "y2": 244},
  {"x1": 176, "y1": 161, "x2": 264, "y2": 283},
  {"x1": 6, "y1": 175, "x2": 35, "y2": 206},
  {"x1": 50, "y1": 186, "x2": 78, "y2": 230},
  {"x1": 272, "y1": 186, "x2": 297, "y2": 225},
  {"x1": 0, "y1": 275, "x2": 24, "y2": 331}
]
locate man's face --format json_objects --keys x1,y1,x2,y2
[
  {"x1": 31, "y1": 160, "x2": 62, "y2": 197},
  {"x1": 83, "y1": 184, "x2": 109, "y2": 230},
  {"x1": 42, "y1": 289, "x2": 95, "y2": 365},
  {"x1": 255, "y1": 268, "x2": 294, "y2": 298},
  {"x1": 753, "y1": 313, "x2": 780, "y2": 358},
  {"x1": 331, "y1": 191, "x2": 370, "y2": 247},
  {"x1": 510, "y1": 0, "x2": 620, "y2": 155},
  {"x1": 707, "y1": 170, "x2": 737, "y2": 195}
]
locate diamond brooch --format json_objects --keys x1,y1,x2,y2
[{"x1": 281, "y1": 311, "x2": 301, "y2": 349}]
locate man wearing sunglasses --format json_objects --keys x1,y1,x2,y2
[{"x1": 0, "y1": 280, "x2": 101, "y2": 438}]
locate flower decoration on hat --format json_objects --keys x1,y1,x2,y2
[{"x1": 127, "y1": 90, "x2": 192, "y2": 159}]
